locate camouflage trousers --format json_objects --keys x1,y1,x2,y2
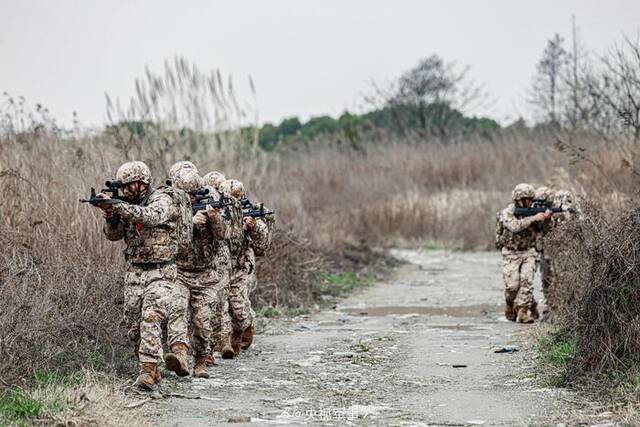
[
  {"x1": 123, "y1": 263, "x2": 189, "y2": 364},
  {"x1": 178, "y1": 267, "x2": 225, "y2": 358},
  {"x1": 210, "y1": 264, "x2": 231, "y2": 350},
  {"x1": 502, "y1": 248, "x2": 537, "y2": 309},
  {"x1": 228, "y1": 268, "x2": 257, "y2": 332},
  {"x1": 539, "y1": 253, "x2": 556, "y2": 316}
]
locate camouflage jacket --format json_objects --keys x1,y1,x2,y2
[
  {"x1": 233, "y1": 218, "x2": 271, "y2": 275},
  {"x1": 104, "y1": 187, "x2": 191, "y2": 264},
  {"x1": 495, "y1": 204, "x2": 539, "y2": 252},
  {"x1": 177, "y1": 187, "x2": 230, "y2": 271}
]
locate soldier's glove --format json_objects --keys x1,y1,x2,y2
[{"x1": 193, "y1": 211, "x2": 208, "y2": 226}]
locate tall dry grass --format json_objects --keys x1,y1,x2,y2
[{"x1": 1, "y1": 103, "x2": 637, "y2": 384}]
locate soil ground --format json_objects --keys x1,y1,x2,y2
[{"x1": 142, "y1": 250, "x2": 613, "y2": 426}]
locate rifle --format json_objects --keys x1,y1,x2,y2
[
  {"x1": 242, "y1": 201, "x2": 274, "y2": 218},
  {"x1": 79, "y1": 179, "x2": 124, "y2": 224},
  {"x1": 514, "y1": 205, "x2": 576, "y2": 217},
  {"x1": 191, "y1": 188, "x2": 233, "y2": 215}
]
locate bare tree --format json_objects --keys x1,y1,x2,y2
[
  {"x1": 586, "y1": 36, "x2": 640, "y2": 142},
  {"x1": 365, "y1": 55, "x2": 487, "y2": 138},
  {"x1": 530, "y1": 33, "x2": 567, "y2": 125}
]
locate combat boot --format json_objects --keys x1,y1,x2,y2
[
  {"x1": 204, "y1": 354, "x2": 215, "y2": 367},
  {"x1": 164, "y1": 343, "x2": 190, "y2": 377},
  {"x1": 220, "y1": 333, "x2": 236, "y2": 359},
  {"x1": 153, "y1": 364, "x2": 162, "y2": 383},
  {"x1": 505, "y1": 302, "x2": 516, "y2": 322},
  {"x1": 530, "y1": 301, "x2": 540, "y2": 320},
  {"x1": 516, "y1": 306, "x2": 534, "y2": 324},
  {"x1": 136, "y1": 362, "x2": 158, "y2": 390},
  {"x1": 231, "y1": 329, "x2": 243, "y2": 354},
  {"x1": 193, "y1": 356, "x2": 210, "y2": 379},
  {"x1": 240, "y1": 324, "x2": 254, "y2": 350}
]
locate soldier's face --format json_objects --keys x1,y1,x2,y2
[
  {"x1": 517, "y1": 198, "x2": 533, "y2": 208},
  {"x1": 123, "y1": 182, "x2": 148, "y2": 202}
]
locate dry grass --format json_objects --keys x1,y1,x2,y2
[{"x1": 1, "y1": 114, "x2": 638, "y2": 389}]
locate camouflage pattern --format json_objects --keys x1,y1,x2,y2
[
  {"x1": 105, "y1": 187, "x2": 190, "y2": 264},
  {"x1": 104, "y1": 182, "x2": 192, "y2": 364},
  {"x1": 116, "y1": 161, "x2": 152, "y2": 184},
  {"x1": 511, "y1": 183, "x2": 535, "y2": 201},
  {"x1": 177, "y1": 268, "x2": 225, "y2": 357},
  {"x1": 170, "y1": 161, "x2": 198, "y2": 179},
  {"x1": 534, "y1": 186, "x2": 555, "y2": 202},
  {"x1": 202, "y1": 171, "x2": 226, "y2": 191},
  {"x1": 222, "y1": 179, "x2": 245, "y2": 199},
  {"x1": 502, "y1": 249, "x2": 537, "y2": 309},
  {"x1": 497, "y1": 203, "x2": 539, "y2": 310},
  {"x1": 122, "y1": 257, "x2": 190, "y2": 364},
  {"x1": 495, "y1": 204, "x2": 539, "y2": 251},
  {"x1": 229, "y1": 217, "x2": 271, "y2": 331},
  {"x1": 172, "y1": 169, "x2": 202, "y2": 194}
]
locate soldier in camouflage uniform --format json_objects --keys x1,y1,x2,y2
[
  {"x1": 170, "y1": 167, "x2": 229, "y2": 377},
  {"x1": 94, "y1": 161, "x2": 192, "y2": 389},
  {"x1": 202, "y1": 170, "x2": 240, "y2": 359},
  {"x1": 221, "y1": 179, "x2": 272, "y2": 354},
  {"x1": 533, "y1": 186, "x2": 557, "y2": 320},
  {"x1": 169, "y1": 160, "x2": 197, "y2": 178},
  {"x1": 495, "y1": 183, "x2": 551, "y2": 323}
]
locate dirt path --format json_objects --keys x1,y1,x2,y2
[{"x1": 148, "y1": 250, "x2": 588, "y2": 426}]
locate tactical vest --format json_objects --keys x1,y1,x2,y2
[
  {"x1": 122, "y1": 187, "x2": 192, "y2": 264},
  {"x1": 495, "y1": 208, "x2": 538, "y2": 252}
]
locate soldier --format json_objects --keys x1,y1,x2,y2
[
  {"x1": 221, "y1": 179, "x2": 271, "y2": 354},
  {"x1": 534, "y1": 186, "x2": 556, "y2": 320},
  {"x1": 94, "y1": 161, "x2": 192, "y2": 389},
  {"x1": 170, "y1": 168, "x2": 228, "y2": 378},
  {"x1": 495, "y1": 183, "x2": 551, "y2": 323},
  {"x1": 202, "y1": 171, "x2": 226, "y2": 192},
  {"x1": 201, "y1": 170, "x2": 238, "y2": 360},
  {"x1": 169, "y1": 160, "x2": 197, "y2": 178}
]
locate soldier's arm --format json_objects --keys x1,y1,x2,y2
[
  {"x1": 112, "y1": 193, "x2": 174, "y2": 226},
  {"x1": 501, "y1": 209, "x2": 538, "y2": 233},
  {"x1": 103, "y1": 221, "x2": 124, "y2": 241},
  {"x1": 207, "y1": 207, "x2": 230, "y2": 240},
  {"x1": 248, "y1": 218, "x2": 271, "y2": 255}
]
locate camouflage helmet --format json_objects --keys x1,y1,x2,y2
[
  {"x1": 534, "y1": 186, "x2": 555, "y2": 202},
  {"x1": 169, "y1": 161, "x2": 197, "y2": 179},
  {"x1": 554, "y1": 190, "x2": 575, "y2": 208},
  {"x1": 116, "y1": 161, "x2": 152, "y2": 185},
  {"x1": 172, "y1": 168, "x2": 202, "y2": 193},
  {"x1": 512, "y1": 183, "x2": 535, "y2": 201},
  {"x1": 222, "y1": 179, "x2": 245, "y2": 199},
  {"x1": 202, "y1": 171, "x2": 226, "y2": 190}
]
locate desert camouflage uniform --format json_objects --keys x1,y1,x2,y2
[
  {"x1": 175, "y1": 186, "x2": 229, "y2": 358},
  {"x1": 496, "y1": 204, "x2": 539, "y2": 311},
  {"x1": 228, "y1": 217, "x2": 271, "y2": 332},
  {"x1": 534, "y1": 187, "x2": 557, "y2": 318},
  {"x1": 213, "y1": 194, "x2": 244, "y2": 341},
  {"x1": 104, "y1": 187, "x2": 191, "y2": 364}
]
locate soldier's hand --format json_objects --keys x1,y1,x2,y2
[
  {"x1": 533, "y1": 212, "x2": 549, "y2": 222},
  {"x1": 193, "y1": 211, "x2": 208, "y2": 226},
  {"x1": 205, "y1": 205, "x2": 221, "y2": 222},
  {"x1": 543, "y1": 209, "x2": 553, "y2": 219},
  {"x1": 243, "y1": 216, "x2": 256, "y2": 231},
  {"x1": 102, "y1": 207, "x2": 114, "y2": 220},
  {"x1": 94, "y1": 193, "x2": 111, "y2": 210}
]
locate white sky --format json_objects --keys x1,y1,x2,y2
[{"x1": 1, "y1": 0, "x2": 639, "y2": 128}]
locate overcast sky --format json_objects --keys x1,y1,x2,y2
[{"x1": 1, "y1": 0, "x2": 639, "y2": 128}]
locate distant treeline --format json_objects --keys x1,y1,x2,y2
[{"x1": 255, "y1": 103, "x2": 500, "y2": 151}]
